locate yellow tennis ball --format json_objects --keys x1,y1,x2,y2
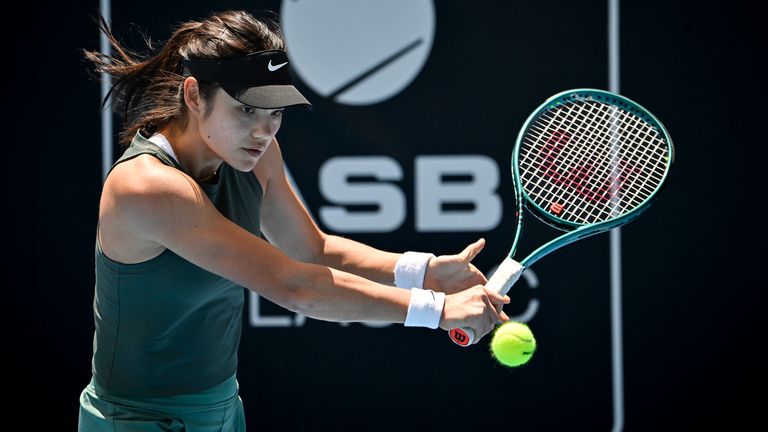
[{"x1": 490, "y1": 321, "x2": 536, "y2": 367}]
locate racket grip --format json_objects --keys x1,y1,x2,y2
[
  {"x1": 485, "y1": 257, "x2": 524, "y2": 296},
  {"x1": 449, "y1": 258, "x2": 524, "y2": 347}
]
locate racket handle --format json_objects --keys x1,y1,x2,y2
[
  {"x1": 485, "y1": 257, "x2": 524, "y2": 296},
  {"x1": 449, "y1": 258, "x2": 524, "y2": 347}
]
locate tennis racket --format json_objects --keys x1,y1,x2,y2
[{"x1": 449, "y1": 88, "x2": 674, "y2": 346}]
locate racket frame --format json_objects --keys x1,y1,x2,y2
[{"x1": 510, "y1": 88, "x2": 674, "y2": 267}]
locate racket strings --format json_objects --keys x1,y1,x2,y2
[
  {"x1": 528, "y1": 106, "x2": 657, "y2": 223},
  {"x1": 524, "y1": 102, "x2": 619, "y2": 223},
  {"x1": 528, "y1": 103, "x2": 664, "y2": 222},
  {"x1": 548, "y1": 103, "x2": 622, "y2": 222},
  {"x1": 575, "y1": 105, "x2": 658, "y2": 216},
  {"x1": 519, "y1": 100, "x2": 669, "y2": 225}
]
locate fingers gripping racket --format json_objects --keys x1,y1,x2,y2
[{"x1": 449, "y1": 89, "x2": 674, "y2": 346}]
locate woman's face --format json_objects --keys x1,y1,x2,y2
[{"x1": 197, "y1": 88, "x2": 284, "y2": 172}]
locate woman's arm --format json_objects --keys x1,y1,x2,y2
[
  {"x1": 256, "y1": 139, "x2": 488, "y2": 290},
  {"x1": 255, "y1": 138, "x2": 399, "y2": 283},
  {"x1": 105, "y1": 154, "x2": 505, "y2": 337}
]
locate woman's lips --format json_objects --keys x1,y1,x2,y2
[{"x1": 244, "y1": 147, "x2": 263, "y2": 157}]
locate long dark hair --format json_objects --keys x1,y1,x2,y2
[{"x1": 84, "y1": 10, "x2": 285, "y2": 146}]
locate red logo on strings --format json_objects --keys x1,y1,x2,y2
[{"x1": 538, "y1": 130, "x2": 639, "y2": 204}]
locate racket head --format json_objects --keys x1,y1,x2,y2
[{"x1": 512, "y1": 89, "x2": 674, "y2": 234}]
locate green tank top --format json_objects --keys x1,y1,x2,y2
[{"x1": 91, "y1": 131, "x2": 263, "y2": 398}]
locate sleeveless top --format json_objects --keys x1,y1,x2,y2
[{"x1": 90, "y1": 131, "x2": 263, "y2": 397}]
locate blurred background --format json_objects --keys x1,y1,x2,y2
[{"x1": 5, "y1": 0, "x2": 762, "y2": 430}]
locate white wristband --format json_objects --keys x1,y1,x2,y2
[
  {"x1": 394, "y1": 251, "x2": 435, "y2": 289},
  {"x1": 404, "y1": 288, "x2": 445, "y2": 329}
]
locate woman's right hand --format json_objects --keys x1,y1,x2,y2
[{"x1": 439, "y1": 285, "x2": 510, "y2": 344}]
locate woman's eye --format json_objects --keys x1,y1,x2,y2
[
  {"x1": 240, "y1": 106, "x2": 255, "y2": 114},
  {"x1": 272, "y1": 109, "x2": 284, "y2": 117}
]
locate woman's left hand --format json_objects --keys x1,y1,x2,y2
[{"x1": 423, "y1": 238, "x2": 488, "y2": 295}]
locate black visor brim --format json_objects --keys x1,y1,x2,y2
[{"x1": 183, "y1": 50, "x2": 312, "y2": 109}]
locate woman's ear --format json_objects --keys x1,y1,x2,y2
[{"x1": 182, "y1": 76, "x2": 204, "y2": 115}]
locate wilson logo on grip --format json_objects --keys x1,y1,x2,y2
[{"x1": 450, "y1": 329, "x2": 471, "y2": 346}]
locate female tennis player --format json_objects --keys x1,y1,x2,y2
[{"x1": 78, "y1": 10, "x2": 509, "y2": 431}]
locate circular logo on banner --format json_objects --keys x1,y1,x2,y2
[{"x1": 280, "y1": 0, "x2": 435, "y2": 106}]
